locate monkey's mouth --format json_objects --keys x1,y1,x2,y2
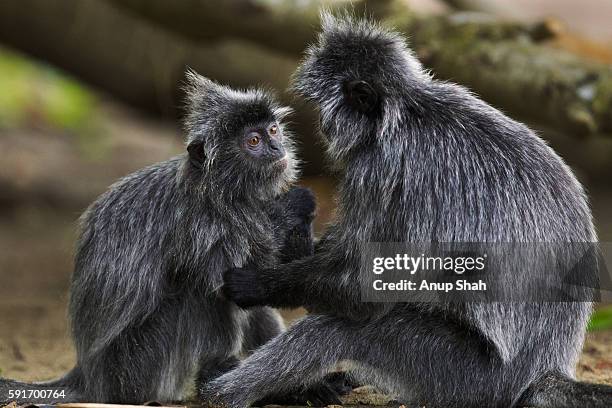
[{"x1": 272, "y1": 157, "x2": 288, "y2": 170}]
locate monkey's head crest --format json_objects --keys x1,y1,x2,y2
[
  {"x1": 182, "y1": 70, "x2": 298, "y2": 199},
  {"x1": 292, "y1": 13, "x2": 430, "y2": 161}
]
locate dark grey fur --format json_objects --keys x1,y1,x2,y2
[
  {"x1": 210, "y1": 15, "x2": 611, "y2": 408},
  {"x1": 0, "y1": 72, "x2": 316, "y2": 404}
]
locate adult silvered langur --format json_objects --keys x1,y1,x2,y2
[{"x1": 213, "y1": 15, "x2": 612, "y2": 408}]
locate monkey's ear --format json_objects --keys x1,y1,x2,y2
[
  {"x1": 187, "y1": 140, "x2": 206, "y2": 168},
  {"x1": 343, "y1": 80, "x2": 379, "y2": 114}
]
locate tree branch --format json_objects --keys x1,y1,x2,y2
[
  {"x1": 0, "y1": 0, "x2": 301, "y2": 116},
  {"x1": 106, "y1": 0, "x2": 319, "y2": 57},
  {"x1": 106, "y1": 0, "x2": 612, "y2": 137},
  {"x1": 0, "y1": 0, "x2": 328, "y2": 171},
  {"x1": 437, "y1": 0, "x2": 483, "y2": 12},
  {"x1": 0, "y1": 0, "x2": 610, "y2": 176},
  {"x1": 395, "y1": 11, "x2": 612, "y2": 136},
  {"x1": 106, "y1": 0, "x2": 395, "y2": 57}
]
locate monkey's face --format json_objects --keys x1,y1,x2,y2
[
  {"x1": 240, "y1": 122, "x2": 287, "y2": 170},
  {"x1": 201, "y1": 115, "x2": 297, "y2": 199},
  {"x1": 189, "y1": 114, "x2": 297, "y2": 197},
  {"x1": 226, "y1": 114, "x2": 298, "y2": 198},
  {"x1": 232, "y1": 116, "x2": 299, "y2": 194},
  {"x1": 183, "y1": 71, "x2": 298, "y2": 198}
]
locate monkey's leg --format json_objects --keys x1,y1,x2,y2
[
  {"x1": 79, "y1": 299, "x2": 202, "y2": 404},
  {"x1": 81, "y1": 326, "x2": 183, "y2": 403},
  {"x1": 238, "y1": 307, "x2": 348, "y2": 406},
  {"x1": 194, "y1": 308, "x2": 283, "y2": 393},
  {"x1": 519, "y1": 371, "x2": 612, "y2": 408},
  {"x1": 241, "y1": 306, "x2": 285, "y2": 353},
  {"x1": 200, "y1": 314, "x2": 348, "y2": 408},
  {"x1": 201, "y1": 309, "x2": 528, "y2": 408},
  {"x1": 81, "y1": 342, "x2": 160, "y2": 402},
  {"x1": 196, "y1": 356, "x2": 240, "y2": 388}
]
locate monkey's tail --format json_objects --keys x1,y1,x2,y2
[
  {"x1": 0, "y1": 366, "x2": 84, "y2": 405},
  {"x1": 518, "y1": 371, "x2": 612, "y2": 408}
]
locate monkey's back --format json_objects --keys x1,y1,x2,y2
[
  {"x1": 400, "y1": 84, "x2": 594, "y2": 375},
  {"x1": 337, "y1": 82, "x2": 595, "y2": 376},
  {"x1": 69, "y1": 157, "x2": 187, "y2": 351},
  {"x1": 69, "y1": 155, "x2": 257, "y2": 356},
  {"x1": 397, "y1": 83, "x2": 594, "y2": 245}
]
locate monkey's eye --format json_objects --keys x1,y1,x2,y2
[
  {"x1": 269, "y1": 124, "x2": 278, "y2": 136},
  {"x1": 247, "y1": 133, "x2": 261, "y2": 147}
]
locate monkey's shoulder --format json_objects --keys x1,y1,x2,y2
[
  {"x1": 88, "y1": 156, "x2": 183, "y2": 210},
  {"x1": 77, "y1": 156, "x2": 186, "y2": 246}
]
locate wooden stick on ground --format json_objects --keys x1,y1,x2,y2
[{"x1": 55, "y1": 404, "x2": 186, "y2": 408}]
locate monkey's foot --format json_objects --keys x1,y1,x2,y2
[
  {"x1": 254, "y1": 372, "x2": 355, "y2": 407},
  {"x1": 198, "y1": 385, "x2": 237, "y2": 408},
  {"x1": 254, "y1": 379, "x2": 345, "y2": 407},
  {"x1": 200, "y1": 372, "x2": 353, "y2": 408},
  {"x1": 323, "y1": 371, "x2": 358, "y2": 395}
]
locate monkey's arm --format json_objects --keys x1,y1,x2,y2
[{"x1": 224, "y1": 242, "x2": 390, "y2": 320}]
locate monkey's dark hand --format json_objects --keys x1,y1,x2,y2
[
  {"x1": 278, "y1": 186, "x2": 316, "y2": 262},
  {"x1": 280, "y1": 221, "x2": 315, "y2": 262},
  {"x1": 223, "y1": 266, "x2": 271, "y2": 308},
  {"x1": 284, "y1": 185, "x2": 316, "y2": 221}
]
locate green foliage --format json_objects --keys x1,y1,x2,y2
[
  {"x1": 0, "y1": 46, "x2": 97, "y2": 132},
  {"x1": 588, "y1": 306, "x2": 612, "y2": 331},
  {"x1": 0, "y1": 46, "x2": 111, "y2": 159}
]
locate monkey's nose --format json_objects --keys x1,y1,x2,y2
[
  {"x1": 269, "y1": 140, "x2": 281, "y2": 151},
  {"x1": 269, "y1": 139, "x2": 286, "y2": 158}
]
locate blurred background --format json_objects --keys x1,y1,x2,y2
[{"x1": 0, "y1": 0, "x2": 611, "y2": 387}]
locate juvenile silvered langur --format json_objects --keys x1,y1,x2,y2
[{"x1": 0, "y1": 71, "x2": 345, "y2": 405}]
